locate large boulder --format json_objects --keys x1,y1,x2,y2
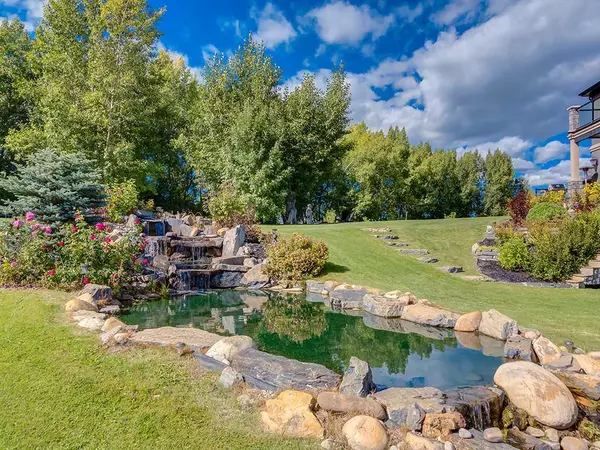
[
  {"x1": 373, "y1": 387, "x2": 444, "y2": 419},
  {"x1": 455, "y1": 312, "x2": 482, "y2": 332},
  {"x1": 239, "y1": 262, "x2": 269, "y2": 289},
  {"x1": 100, "y1": 317, "x2": 126, "y2": 333},
  {"x1": 222, "y1": 225, "x2": 245, "y2": 257},
  {"x1": 401, "y1": 304, "x2": 460, "y2": 328},
  {"x1": 532, "y1": 336, "x2": 562, "y2": 365},
  {"x1": 316, "y1": 392, "x2": 387, "y2": 420},
  {"x1": 129, "y1": 326, "x2": 221, "y2": 351},
  {"x1": 478, "y1": 309, "x2": 518, "y2": 340},
  {"x1": 550, "y1": 370, "x2": 600, "y2": 401},
  {"x1": 493, "y1": 361, "x2": 578, "y2": 429},
  {"x1": 206, "y1": 336, "x2": 256, "y2": 364},
  {"x1": 77, "y1": 284, "x2": 112, "y2": 305},
  {"x1": 65, "y1": 297, "x2": 98, "y2": 313},
  {"x1": 330, "y1": 286, "x2": 367, "y2": 309},
  {"x1": 443, "y1": 386, "x2": 505, "y2": 430},
  {"x1": 387, "y1": 402, "x2": 426, "y2": 431},
  {"x1": 77, "y1": 316, "x2": 105, "y2": 331},
  {"x1": 340, "y1": 357, "x2": 376, "y2": 397},
  {"x1": 573, "y1": 354, "x2": 600, "y2": 376},
  {"x1": 342, "y1": 415, "x2": 388, "y2": 450},
  {"x1": 230, "y1": 348, "x2": 340, "y2": 393},
  {"x1": 504, "y1": 335, "x2": 535, "y2": 362},
  {"x1": 362, "y1": 294, "x2": 413, "y2": 318},
  {"x1": 260, "y1": 390, "x2": 323, "y2": 439}
]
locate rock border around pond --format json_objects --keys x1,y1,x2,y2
[{"x1": 63, "y1": 282, "x2": 600, "y2": 450}]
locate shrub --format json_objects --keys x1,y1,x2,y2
[
  {"x1": 530, "y1": 190, "x2": 565, "y2": 207},
  {"x1": 324, "y1": 210, "x2": 336, "y2": 224},
  {"x1": 495, "y1": 223, "x2": 523, "y2": 246},
  {"x1": 526, "y1": 202, "x2": 566, "y2": 223},
  {"x1": 207, "y1": 182, "x2": 255, "y2": 229},
  {"x1": 0, "y1": 211, "x2": 143, "y2": 289},
  {"x1": 264, "y1": 233, "x2": 328, "y2": 282},
  {"x1": 507, "y1": 190, "x2": 530, "y2": 225},
  {"x1": 444, "y1": 212, "x2": 457, "y2": 219},
  {"x1": 499, "y1": 237, "x2": 531, "y2": 271},
  {"x1": 0, "y1": 149, "x2": 105, "y2": 222},
  {"x1": 528, "y1": 213, "x2": 600, "y2": 281},
  {"x1": 106, "y1": 179, "x2": 139, "y2": 222}
]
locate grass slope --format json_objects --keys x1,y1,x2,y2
[
  {"x1": 0, "y1": 290, "x2": 315, "y2": 450},
  {"x1": 274, "y1": 217, "x2": 600, "y2": 350}
]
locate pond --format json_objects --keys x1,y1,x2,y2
[{"x1": 120, "y1": 290, "x2": 504, "y2": 391}]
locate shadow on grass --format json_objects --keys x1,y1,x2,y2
[{"x1": 321, "y1": 262, "x2": 350, "y2": 275}]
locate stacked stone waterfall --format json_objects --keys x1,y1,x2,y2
[{"x1": 138, "y1": 214, "x2": 268, "y2": 291}]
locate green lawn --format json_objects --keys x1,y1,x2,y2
[
  {"x1": 273, "y1": 217, "x2": 600, "y2": 350},
  {"x1": 0, "y1": 289, "x2": 316, "y2": 450}
]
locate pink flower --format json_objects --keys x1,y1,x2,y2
[
  {"x1": 134, "y1": 218, "x2": 140, "y2": 224},
  {"x1": 32, "y1": 223, "x2": 40, "y2": 230},
  {"x1": 104, "y1": 237, "x2": 112, "y2": 243},
  {"x1": 42, "y1": 226, "x2": 52, "y2": 234},
  {"x1": 10, "y1": 261, "x2": 17, "y2": 268},
  {"x1": 142, "y1": 258, "x2": 149, "y2": 265},
  {"x1": 71, "y1": 226, "x2": 78, "y2": 233},
  {"x1": 25, "y1": 211, "x2": 35, "y2": 222},
  {"x1": 90, "y1": 235, "x2": 97, "y2": 241},
  {"x1": 12, "y1": 219, "x2": 23, "y2": 228},
  {"x1": 95, "y1": 223, "x2": 106, "y2": 231},
  {"x1": 47, "y1": 268, "x2": 55, "y2": 277},
  {"x1": 74, "y1": 213, "x2": 81, "y2": 219}
]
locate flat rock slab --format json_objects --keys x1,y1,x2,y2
[
  {"x1": 374, "y1": 387, "x2": 445, "y2": 415},
  {"x1": 399, "y1": 248, "x2": 429, "y2": 255},
  {"x1": 230, "y1": 348, "x2": 341, "y2": 393},
  {"x1": 418, "y1": 257, "x2": 439, "y2": 263},
  {"x1": 130, "y1": 327, "x2": 222, "y2": 351}
]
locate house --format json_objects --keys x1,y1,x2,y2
[{"x1": 567, "y1": 81, "x2": 600, "y2": 193}]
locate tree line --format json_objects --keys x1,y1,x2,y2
[{"x1": 0, "y1": 0, "x2": 516, "y2": 223}]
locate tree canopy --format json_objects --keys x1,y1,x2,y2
[{"x1": 0, "y1": 0, "x2": 516, "y2": 222}]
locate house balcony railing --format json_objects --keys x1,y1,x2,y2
[{"x1": 577, "y1": 100, "x2": 600, "y2": 130}]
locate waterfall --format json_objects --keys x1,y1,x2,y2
[{"x1": 145, "y1": 238, "x2": 159, "y2": 257}]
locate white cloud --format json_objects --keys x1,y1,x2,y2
[
  {"x1": 306, "y1": 1, "x2": 394, "y2": 45},
  {"x1": 290, "y1": 0, "x2": 600, "y2": 152},
  {"x1": 512, "y1": 158, "x2": 536, "y2": 171},
  {"x1": 525, "y1": 158, "x2": 592, "y2": 187},
  {"x1": 432, "y1": 0, "x2": 483, "y2": 25},
  {"x1": 397, "y1": 3, "x2": 424, "y2": 22},
  {"x1": 252, "y1": 3, "x2": 296, "y2": 49},
  {"x1": 0, "y1": 0, "x2": 44, "y2": 30},
  {"x1": 533, "y1": 140, "x2": 569, "y2": 164},
  {"x1": 458, "y1": 136, "x2": 532, "y2": 158},
  {"x1": 201, "y1": 44, "x2": 219, "y2": 63}
]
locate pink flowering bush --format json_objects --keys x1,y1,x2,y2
[{"x1": 0, "y1": 212, "x2": 144, "y2": 290}]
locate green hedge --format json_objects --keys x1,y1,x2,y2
[{"x1": 526, "y1": 202, "x2": 566, "y2": 223}]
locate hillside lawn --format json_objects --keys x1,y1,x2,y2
[
  {"x1": 273, "y1": 217, "x2": 600, "y2": 350},
  {"x1": 0, "y1": 289, "x2": 315, "y2": 450}
]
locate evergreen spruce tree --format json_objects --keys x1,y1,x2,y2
[{"x1": 0, "y1": 148, "x2": 105, "y2": 222}]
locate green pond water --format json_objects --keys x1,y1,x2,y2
[{"x1": 121, "y1": 290, "x2": 504, "y2": 390}]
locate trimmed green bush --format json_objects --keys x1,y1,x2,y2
[
  {"x1": 264, "y1": 233, "x2": 328, "y2": 282},
  {"x1": 526, "y1": 202, "x2": 566, "y2": 223},
  {"x1": 499, "y1": 237, "x2": 531, "y2": 271},
  {"x1": 528, "y1": 212, "x2": 600, "y2": 281}
]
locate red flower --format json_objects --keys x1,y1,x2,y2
[
  {"x1": 95, "y1": 223, "x2": 106, "y2": 231},
  {"x1": 58, "y1": 241, "x2": 64, "y2": 247},
  {"x1": 47, "y1": 268, "x2": 55, "y2": 277},
  {"x1": 104, "y1": 237, "x2": 112, "y2": 243},
  {"x1": 90, "y1": 235, "x2": 97, "y2": 241},
  {"x1": 72, "y1": 226, "x2": 78, "y2": 233},
  {"x1": 134, "y1": 218, "x2": 140, "y2": 224},
  {"x1": 83, "y1": 277, "x2": 90, "y2": 285},
  {"x1": 142, "y1": 258, "x2": 149, "y2": 265}
]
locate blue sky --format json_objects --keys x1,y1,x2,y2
[{"x1": 2, "y1": 0, "x2": 600, "y2": 187}]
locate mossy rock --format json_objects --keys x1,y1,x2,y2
[
  {"x1": 502, "y1": 404, "x2": 530, "y2": 430},
  {"x1": 578, "y1": 419, "x2": 600, "y2": 441}
]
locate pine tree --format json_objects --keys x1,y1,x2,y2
[
  {"x1": 483, "y1": 149, "x2": 515, "y2": 216},
  {"x1": 0, "y1": 148, "x2": 105, "y2": 222}
]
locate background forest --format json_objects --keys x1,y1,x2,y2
[{"x1": 0, "y1": 0, "x2": 516, "y2": 224}]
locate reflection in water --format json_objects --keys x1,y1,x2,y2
[
  {"x1": 121, "y1": 290, "x2": 503, "y2": 390},
  {"x1": 262, "y1": 296, "x2": 327, "y2": 343}
]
